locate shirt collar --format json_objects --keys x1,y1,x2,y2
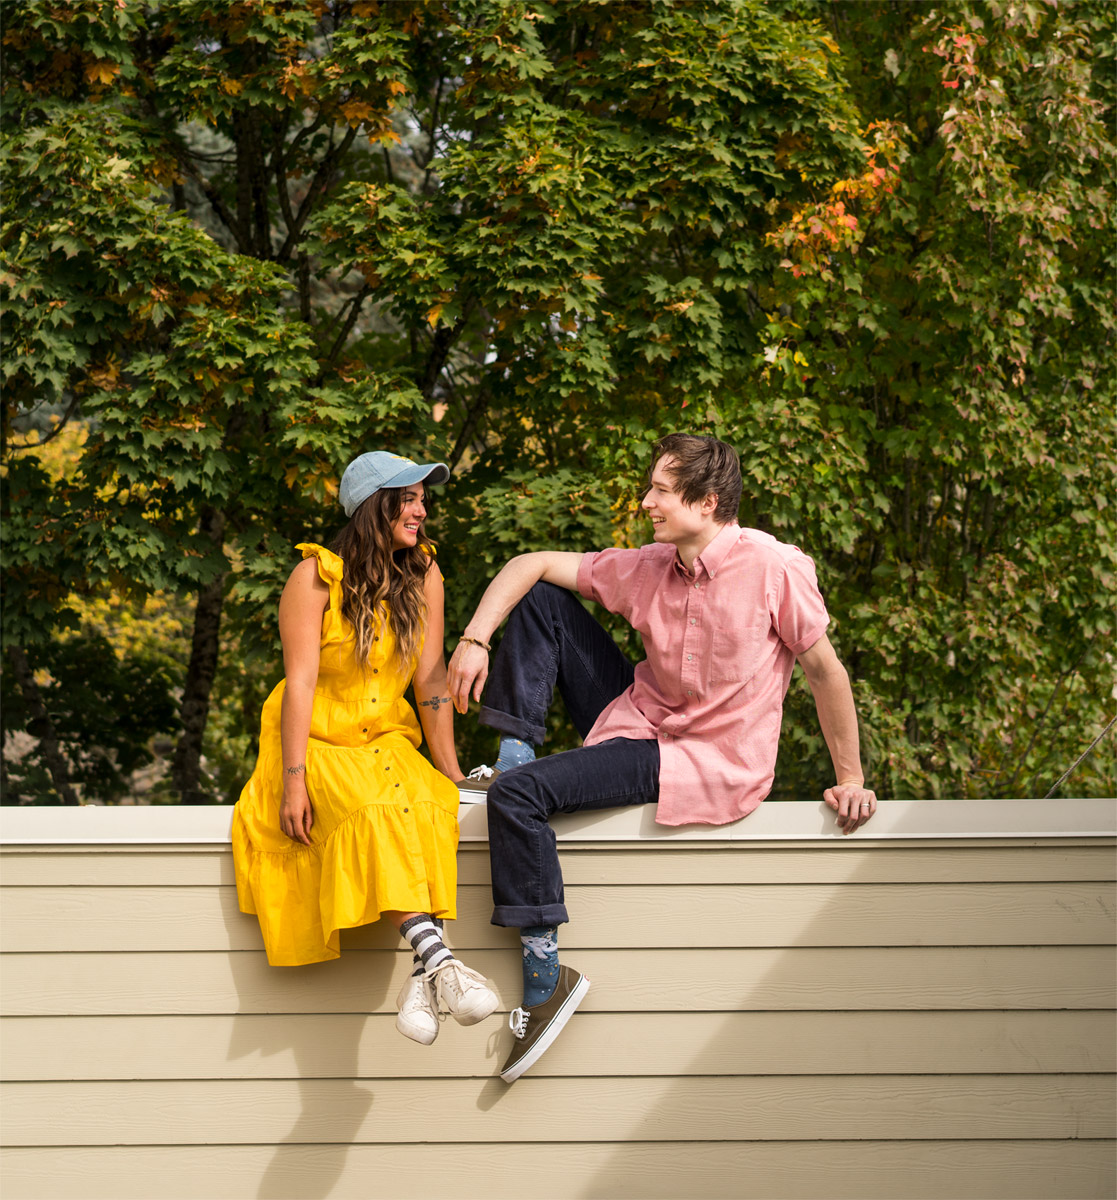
[{"x1": 692, "y1": 521, "x2": 741, "y2": 580}]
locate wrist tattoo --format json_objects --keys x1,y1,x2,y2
[
  {"x1": 419, "y1": 695, "x2": 451, "y2": 711},
  {"x1": 285, "y1": 763, "x2": 305, "y2": 777}
]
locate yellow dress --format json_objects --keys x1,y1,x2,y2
[{"x1": 232, "y1": 542, "x2": 460, "y2": 966}]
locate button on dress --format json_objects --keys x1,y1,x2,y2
[{"x1": 232, "y1": 543, "x2": 460, "y2": 966}]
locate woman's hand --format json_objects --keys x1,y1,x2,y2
[{"x1": 279, "y1": 775, "x2": 315, "y2": 845}]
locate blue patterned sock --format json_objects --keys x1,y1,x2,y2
[
  {"x1": 520, "y1": 923, "x2": 560, "y2": 1008},
  {"x1": 494, "y1": 736, "x2": 536, "y2": 773}
]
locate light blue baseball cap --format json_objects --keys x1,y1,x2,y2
[{"x1": 338, "y1": 451, "x2": 450, "y2": 518}]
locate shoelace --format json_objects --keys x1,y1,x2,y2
[
  {"x1": 402, "y1": 976, "x2": 437, "y2": 1017},
  {"x1": 508, "y1": 1007, "x2": 529, "y2": 1039},
  {"x1": 431, "y1": 967, "x2": 449, "y2": 1011},
  {"x1": 430, "y1": 961, "x2": 483, "y2": 1011},
  {"x1": 466, "y1": 764, "x2": 495, "y2": 781}
]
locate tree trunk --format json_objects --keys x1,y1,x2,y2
[
  {"x1": 6, "y1": 645, "x2": 80, "y2": 805},
  {"x1": 171, "y1": 509, "x2": 228, "y2": 804}
]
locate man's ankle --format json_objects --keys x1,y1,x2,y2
[
  {"x1": 495, "y1": 736, "x2": 536, "y2": 773},
  {"x1": 520, "y1": 923, "x2": 560, "y2": 1007}
]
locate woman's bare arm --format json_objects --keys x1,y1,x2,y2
[
  {"x1": 412, "y1": 563, "x2": 463, "y2": 781},
  {"x1": 277, "y1": 558, "x2": 330, "y2": 844}
]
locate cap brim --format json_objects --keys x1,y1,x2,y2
[{"x1": 382, "y1": 462, "x2": 450, "y2": 489}]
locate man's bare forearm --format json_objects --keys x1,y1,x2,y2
[
  {"x1": 462, "y1": 552, "x2": 581, "y2": 643},
  {"x1": 808, "y1": 662, "x2": 865, "y2": 785}
]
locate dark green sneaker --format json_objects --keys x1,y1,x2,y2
[
  {"x1": 499, "y1": 964, "x2": 590, "y2": 1083},
  {"x1": 455, "y1": 765, "x2": 502, "y2": 794}
]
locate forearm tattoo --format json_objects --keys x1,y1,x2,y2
[
  {"x1": 285, "y1": 763, "x2": 305, "y2": 776},
  {"x1": 419, "y1": 695, "x2": 451, "y2": 712}
]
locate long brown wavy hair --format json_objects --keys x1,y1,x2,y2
[{"x1": 330, "y1": 487, "x2": 436, "y2": 671}]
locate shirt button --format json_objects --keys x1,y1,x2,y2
[
  {"x1": 373, "y1": 668, "x2": 378, "y2": 674},
  {"x1": 694, "y1": 583, "x2": 700, "y2": 589},
  {"x1": 689, "y1": 618, "x2": 696, "y2": 625},
  {"x1": 403, "y1": 806, "x2": 409, "y2": 812},
  {"x1": 687, "y1": 655, "x2": 693, "y2": 662},
  {"x1": 687, "y1": 690, "x2": 693, "y2": 696}
]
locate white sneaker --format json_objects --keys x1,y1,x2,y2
[
  {"x1": 395, "y1": 971, "x2": 439, "y2": 1045},
  {"x1": 428, "y1": 959, "x2": 500, "y2": 1026}
]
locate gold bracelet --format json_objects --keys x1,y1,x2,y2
[{"x1": 459, "y1": 635, "x2": 492, "y2": 652}]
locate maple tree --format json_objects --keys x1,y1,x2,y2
[{"x1": 2, "y1": 0, "x2": 1112, "y2": 802}]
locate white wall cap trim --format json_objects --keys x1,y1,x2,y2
[{"x1": 0, "y1": 797, "x2": 1113, "y2": 846}]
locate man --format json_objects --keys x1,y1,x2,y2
[{"x1": 447, "y1": 433, "x2": 877, "y2": 1083}]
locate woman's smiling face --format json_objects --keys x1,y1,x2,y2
[{"x1": 390, "y1": 483, "x2": 427, "y2": 550}]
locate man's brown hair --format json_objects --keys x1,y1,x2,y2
[{"x1": 646, "y1": 433, "x2": 743, "y2": 524}]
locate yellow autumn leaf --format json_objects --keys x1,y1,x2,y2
[
  {"x1": 341, "y1": 100, "x2": 376, "y2": 127},
  {"x1": 425, "y1": 304, "x2": 443, "y2": 327},
  {"x1": 85, "y1": 60, "x2": 120, "y2": 86}
]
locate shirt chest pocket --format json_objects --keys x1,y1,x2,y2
[{"x1": 708, "y1": 626, "x2": 768, "y2": 685}]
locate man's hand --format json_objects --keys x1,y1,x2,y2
[
  {"x1": 824, "y1": 782, "x2": 877, "y2": 835},
  {"x1": 447, "y1": 640, "x2": 489, "y2": 713}
]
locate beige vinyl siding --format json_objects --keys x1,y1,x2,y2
[{"x1": 1, "y1": 802, "x2": 1114, "y2": 1200}]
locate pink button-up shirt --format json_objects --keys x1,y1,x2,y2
[{"x1": 576, "y1": 522, "x2": 829, "y2": 826}]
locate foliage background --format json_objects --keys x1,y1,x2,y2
[{"x1": 2, "y1": 0, "x2": 1113, "y2": 804}]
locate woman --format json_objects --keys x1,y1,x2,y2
[{"x1": 233, "y1": 451, "x2": 498, "y2": 1044}]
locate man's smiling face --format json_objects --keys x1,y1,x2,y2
[{"x1": 640, "y1": 455, "x2": 714, "y2": 547}]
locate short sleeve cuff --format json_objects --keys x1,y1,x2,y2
[
  {"x1": 787, "y1": 617, "x2": 830, "y2": 658},
  {"x1": 576, "y1": 550, "x2": 598, "y2": 602}
]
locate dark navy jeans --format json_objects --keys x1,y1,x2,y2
[{"x1": 480, "y1": 582, "x2": 660, "y2": 927}]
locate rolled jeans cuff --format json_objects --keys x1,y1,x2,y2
[
  {"x1": 478, "y1": 704, "x2": 545, "y2": 746},
  {"x1": 491, "y1": 901, "x2": 570, "y2": 929}
]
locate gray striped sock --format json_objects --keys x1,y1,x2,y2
[
  {"x1": 400, "y1": 915, "x2": 454, "y2": 974},
  {"x1": 410, "y1": 917, "x2": 444, "y2": 976}
]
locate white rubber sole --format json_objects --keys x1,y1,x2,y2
[
  {"x1": 395, "y1": 1014, "x2": 438, "y2": 1045},
  {"x1": 449, "y1": 987, "x2": 500, "y2": 1026},
  {"x1": 500, "y1": 974, "x2": 591, "y2": 1083}
]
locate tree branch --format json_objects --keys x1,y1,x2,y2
[
  {"x1": 419, "y1": 310, "x2": 470, "y2": 401},
  {"x1": 170, "y1": 142, "x2": 247, "y2": 249},
  {"x1": 421, "y1": 75, "x2": 444, "y2": 193},
  {"x1": 318, "y1": 283, "x2": 372, "y2": 374},
  {"x1": 275, "y1": 125, "x2": 359, "y2": 264},
  {"x1": 5, "y1": 393, "x2": 81, "y2": 454},
  {"x1": 447, "y1": 380, "x2": 491, "y2": 472}
]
